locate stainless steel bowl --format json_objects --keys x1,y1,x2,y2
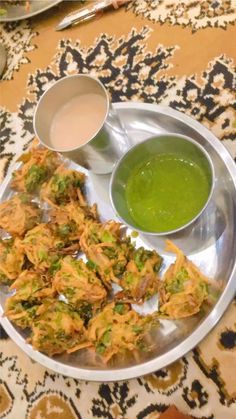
[{"x1": 110, "y1": 133, "x2": 215, "y2": 235}]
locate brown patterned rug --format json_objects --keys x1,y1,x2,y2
[{"x1": 0, "y1": 1, "x2": 236, "y2": 418}]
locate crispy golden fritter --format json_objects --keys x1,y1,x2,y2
[
  {"x1": 0, "y1": 238, "x2": 24, "y2": 284},
  {"x1": 50, "y1": 201, "x2": 98, "y2": 243},
  {"x1": 87, "y1": 302, "x2": 157, "y2": 362},
  {"x1": 0, "y1": 194, "x2": 41, "y2": 236},
  {"x1": 118, "y1": 247, "x2": 163, "y2": 303},
  {"x1": 22, "y1": 223, "x2": 79, "y2": 271},
  {"x1": 11, "y1": 148, "x2": 61, "y2": 194},
  {"x1": 4, "y1": 270, "x2": 55, "y2": 329},
  {"x1": 30, "y1": 299, "x2": 89, "y2": 356},
  {"x1": 53, "y1": 256, "x2": 107, "y2": 312},
  {"x1": 158, "y1": 241, "x2": 209, "y2": 319},
  {"x1": 80, "y1": 221, "x2": 134, "y2": 286},
  {"x1": 40, "y1": 167, "x2": 85, "y2": 207}
]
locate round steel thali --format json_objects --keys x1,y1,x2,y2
[{"x1": 1, "y1": 102, "x2": 236, "y2": 381}]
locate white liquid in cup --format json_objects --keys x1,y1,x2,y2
[{"x1": 49, "y1": 93, "x2": 107, "y2": 151}]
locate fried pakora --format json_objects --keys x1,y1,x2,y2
[
  {"x1": 118, "y1": 247, "x2": 163, "y2": 303},
  {"x1": 5, "y1": 270, "x2": 55, "y2": 329},
  {"x1": 80, "y1": 221, "x2": 133, "y2": 286},
  {"x1": 11, "y1": 147, "x2": 61, "y2": 194},
  {"x1": 0, "y1": 238, "x2": 24, "y2": 283},
  {"x1": 0, "y1": 194, "x2": 42, "y2": 236},
  {"x1": 40, "y1": 167, "x2": 85, "y2": 207},
  {"x1": 159, "y1": 240, "x2": 209, "y2": 319},
  {"x1": 30, "y1": 299, "x2": 89, "y2": 356},
  {"x1": 87, "y1": 302, "x2": 157, "y2": 362},
  {"x1": 22, "y1": 223, "x2": 78, "y2": 271},
  {"x1": 50, "y1": 201, "x2": 98, "y2": 243},
  {"x1": 53, "y1": 257, "x2": 107, "y2": 315}
]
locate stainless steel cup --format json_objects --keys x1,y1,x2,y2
[
  {"x1": 33, "y1": 74, "x2": 131, "y2": 174},
  {"x1": 110, "y1": 133, "x2": 215, "y2": 235}
]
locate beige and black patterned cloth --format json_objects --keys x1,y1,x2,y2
[{"x1": 0, "y1": 1, "x2": 236, "y2": 418}]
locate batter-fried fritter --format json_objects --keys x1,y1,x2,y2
[
  {"x1": 53, "y1": 256, "x2": 107, "y2": 314},
  {"x1": 4, "y1": 271, "x2": 55, "y2": 329},
  {"x1": 87, "y1": 302, "x2": 157, "y2": 362},
  {"x1": 30, "y1": 299, "x2": 89, "y2": 356},
  {"x1": 11, "y1": 147, "x2": 61, "y2": 194},
  {"x1": 80, "y1": 221, "x2": 133, "y2": 286},
  {"x1": 159, "y1": 240, "x2": 209, "y2": 319},
  {"x1": 40, "y1": 167, "x2": 85, "y2": 207},
  {"x1": 22, "y1": 223, "x2": 79, "y2": 271},
  {"x1": 0, "y1": 238, "x2": 24, "y2": 284},
  {"x1": 50, "y1": 201, "x2": 98, "y2": 243},
  {"x1": 0, "y1": 194, "x2": 42, "y2": 236},
  {"x1": 118, "y1": 247, "x2": 163, "y2": 303}
]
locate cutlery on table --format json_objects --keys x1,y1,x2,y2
[{"x1": 56, "y1": 0, "x2": 130, "y2": 31}]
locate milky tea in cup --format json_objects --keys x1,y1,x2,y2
[
  {"x1": 49, "y1": 93, "x2": 107, "y2": 151},
  {"x1": 34, "y1": 74, "x2": 130, "y2": 174}
]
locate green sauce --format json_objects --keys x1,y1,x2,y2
[{"x1": 126, "y1": 153, "x2": 211, "y2": 232}]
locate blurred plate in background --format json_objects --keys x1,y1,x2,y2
[{"x1": 0, "y1": 0, "x2": 62, "y2": 22}]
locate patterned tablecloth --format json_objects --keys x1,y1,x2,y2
[{"x1": 0, "y1": 1, "x2": 236, "y2": 418}]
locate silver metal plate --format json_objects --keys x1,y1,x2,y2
[
  {"x1": 0, "y1": 0, "x2": 62, "y2": 22},
  {"x1": 1, "y1": 102, "x2": 236, "y2": 382}
]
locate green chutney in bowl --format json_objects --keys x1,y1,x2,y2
[{"x1": 110, "y1": 134, "x2": 214, "y2": 235}]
